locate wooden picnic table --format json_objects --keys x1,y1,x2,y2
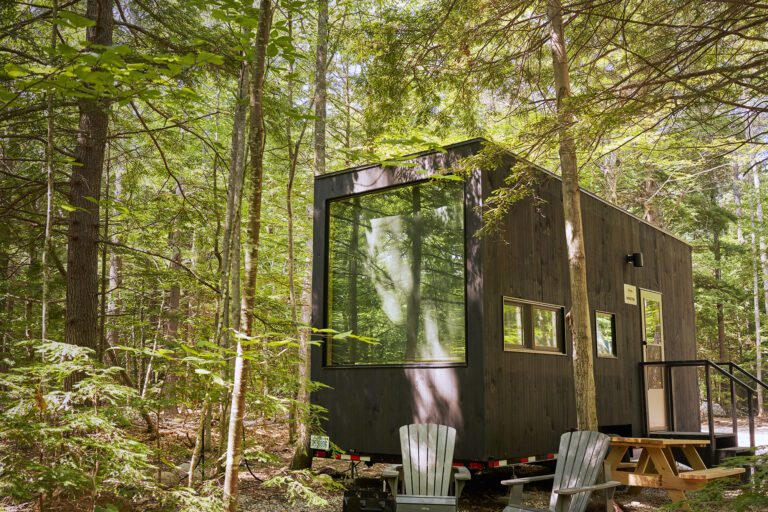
[{"x1": 606, "y1": 436, "x2": 745, "y2": 510}]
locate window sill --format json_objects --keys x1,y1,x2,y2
[
  {"x1": 323, "y1": 362, "x2": 468, "y2": 370},
  {"x1": 503, "y1": 347, "x2": 567, "y2": 356}
]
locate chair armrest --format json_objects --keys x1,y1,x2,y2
[
  {"x1": 503, "y1": 473, "x2": 554, "y2": 507},
  {"x1": 501, "y1": 474, "x2": 555, "y2": 486},
  {"x1": 382, "y1": 464, "x2": 402, "y2": 497},
  {"x1": 451, "y1": 466, "x2": 471, "y2": 500},
  {"x1": 453, "y1": 466, "x2": 471, "y2": 481},
  {"x1": 554, "y1": 480, "x2": 621, "y2": 496},
  {"x1": 382, "y1": 466, "x2": 401, "y2": 479}
]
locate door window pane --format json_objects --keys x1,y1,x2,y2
[
  {"x1": 645, "y1": 345, "x2": 664, "y2": 389},
  {"x1": 327, "y1": 180, "x2": 465, "y2": 365},
  {"x1": 595, "y1": 312, "x2": 616, "y2": 357},
  {"x1": 503, "y1": 301, "x2": 524, "y2": 350},
  {"x1": 643, "y1": 297, "x2": 662, "y2": 345},
  {"x1": 533, "y1": 307, "x2": 559, "y2": 350}
]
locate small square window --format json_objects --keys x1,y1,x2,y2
[
  {"x1": 503, "y1": 301, "x2": 524, "y2": 350},
  {"x1": 533, "y1": 307, "x2": 560, "y2": 351},
  {"x1": 596, "y1": 311, "x2": 617, "y2": 358},
  {"x1": 502, "y1": 297, "x2": 564, "y2": 354}
]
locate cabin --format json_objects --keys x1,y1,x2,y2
[{"x1": 310, "y1": 138, "x2": 699, "y2": 466}]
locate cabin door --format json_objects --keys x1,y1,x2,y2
[{"x1": 641, "y1": 289, "x2": 667, "y2": 432}]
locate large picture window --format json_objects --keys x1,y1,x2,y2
[{"x1": 326, "y1": 180, "x2": 466, "y2": 365}]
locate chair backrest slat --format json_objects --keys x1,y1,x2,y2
[
  {"x1": 426, "y1": 423, "x2": 437, "y2": 496},
  {"x1": 399, "y1": 423, "x2": 456, "y2": 496},
  {"x1": 400, "y1": 425, "x2": 414, "y2": 495},
  {"x1": 549, "y1": 431, "x2": 611, "y2": 512}
]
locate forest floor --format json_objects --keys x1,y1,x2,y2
[
  {"x1": 199, "y1": 414, "x2": 766, "y2": 512},
  {"x1": 6, "y1": 412, "x2": 760, "y2": 511}
]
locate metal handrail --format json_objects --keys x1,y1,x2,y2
[
  {"x1": 639, "y1": 359, "x2": 757, "y2": 457},
  {"x1": 718, "y1": 361, "x2": 768, "y2": 392},
  {"x1": 640, "y1": 360, "x2": 756, "y2": 392}
]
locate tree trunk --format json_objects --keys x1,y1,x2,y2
[
  {"x1": 163, "y1": 188, "x2": 183, "y2": 411},
  {"x1": 99, "y1": 154, "x2": 111, "y2": 362},
  {"x1": 188, "y1": 397, "x2": 210, "y2": 487},
  {"x1": 753, "y1": 168, "x2": 765, "y2": 416},
  {"x1": 641, "y1": 177, "x2": 661, "y2": 226},
  {"x1": 289, "y1": 0, "x2": 328, "y2": 463},
  {"x1": 347, "y1": 199, "x2": 360, "y2": 362},
  {"x1": 218, "y1": 61, "x2": 250, "y2": 346},
  {"x1": 65, "y1": 0, "x2": 113, "y2": 353},
  {"x1": 405, "y1": 187, "x2": 422, "y2": 361},
  {"x1": 223, "y1": 0, "x2": 274, "y2": 508},
  {"x1": 25, "y1": 238, "x2": 40, "y2": 340},
  {"x1": 314, "y1": 0, "x2": 328, "y2": 176},
  {"x1": 41, "y1": 0, "x2": 57, "y2": 341},
  {"x1": 106, "y1": 162, "x2": 123, "y2": 360},
  {"x1": 713, "y1": 228, "x2": 727, "y2": 362},
  {"x1": 734, "y1": 165, "x2": 744, "y2": 244},
  {"x1": 290, "y1": 250, "x2": 313, "y2": 470},
  {"x1": 215, "y1": 61, "x2": 250, "y2": 461},
  {"x1": 0, "y1": 234, "x2": 10, "y2": 372},
  {"x1": 751, "y1": 207, "x2": 763, "y2": 418},
  {"x1": 546, "y1": 0, "x2": 598, "y2": 431}
]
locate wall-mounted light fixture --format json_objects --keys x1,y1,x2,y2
[{"x1": 625, "y1": 252, "x2": 644, "y2": 268}]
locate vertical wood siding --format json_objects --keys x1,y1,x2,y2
[{"x1": 312, "y1": 141, "x2": 698, "y2": 461}]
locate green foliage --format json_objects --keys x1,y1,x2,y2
[
  {"x1": 689, "y1": 451, "x2": 768, "y2": 511},
  {"x1": 0, "y1": 340, "x2": 152, "y2": 503},
  {"x1": 263, "y1": 469, "x2": 344, "y2": 507}
]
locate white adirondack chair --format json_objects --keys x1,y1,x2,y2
[
  {"x1": 502, "y1": 431, "x2": 620, "y2": 512},
  {"x1": 382, "y1": 423, "x2": 471, "y2": 512}
]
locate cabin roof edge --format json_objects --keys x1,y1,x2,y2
[{"x1": 315, "y1": 137, "x2": 690, "y2": 248}]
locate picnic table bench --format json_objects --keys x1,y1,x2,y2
[{"x1": 606, "y1": 436, "x2": 745, "y2": 510}]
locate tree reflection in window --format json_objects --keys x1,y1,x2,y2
[
  {"x1": 327, "y1": 180, "x2": 465, "y2": 365},
  {"x1": 503, "y1": 302, "x2": 524, "y2": 350},
  {"x1": 533, "y1": 307, "x2": 558, "y2": 350},
  {"x1": 595, "y1": 311, "x2": 616, "y2": 358}
]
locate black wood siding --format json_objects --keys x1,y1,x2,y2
[
  {"x1": 311, "y1": 141, "x2": 487, "y2": 460},
  {"x1": 311, "y1": 140, "x2": 698, "y2": 462},
  {"x1": 481, "y1": 160, "x2": 698, "y2": 458}
]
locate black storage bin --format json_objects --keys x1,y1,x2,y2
[{"x1": 342, "y1": 489, "x2": 395, "y2": 512}]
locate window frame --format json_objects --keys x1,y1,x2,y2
[
  {"x1": 323, "y1": 178, "x2": 469, "y2": 368},
  {"x1": 502, "y1": 297, "x2": 566, "y2": 355},
  {"x1": 594, "y1": 310, "x2": 618, "y2": 359}
]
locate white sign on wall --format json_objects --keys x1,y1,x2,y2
[{"x1": 624, "y1": 284, "x2": 638, "y2": 305}]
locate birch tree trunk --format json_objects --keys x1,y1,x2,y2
[
  {"x1": 753, "y1": 168, "x2": 765, "y2": 416},
  {"x1": 188, "y1": 397, "x2": 210, "y2": 487},
  {"x1": 714, "y1": 228, "x2": 727, "y2": 362},
  {"x1": 65, "y1": 0, "x2": 113, "y2": 353},
  {"x1": 218, "y1": 62, "x2": 249, "y2": 346},
  {"x1": 106, "y1": 162, "x2": 123, "y2": 359},
  {"x1": 546, "y1": 0, "x2": 598, "y2": 430},
  {"x1": 734, "y1": 166, "x2": 744, "y2": 244},
  {"x1": 223, "y1": 0, "x2": 274, "y2": 507},
  {"x1": 215, "y1": 61, "x2": 249, "y2": 460},
  {"x1": 751, "y1": 207, "x2": 764, "y2": 418}
]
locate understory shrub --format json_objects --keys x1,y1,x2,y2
[
  {"x1": 689, "y1": 450, "x2": 768, "y2": 511},
  {"x1": 0, "y1": 340, "x2": 153, "y2": 505}
]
